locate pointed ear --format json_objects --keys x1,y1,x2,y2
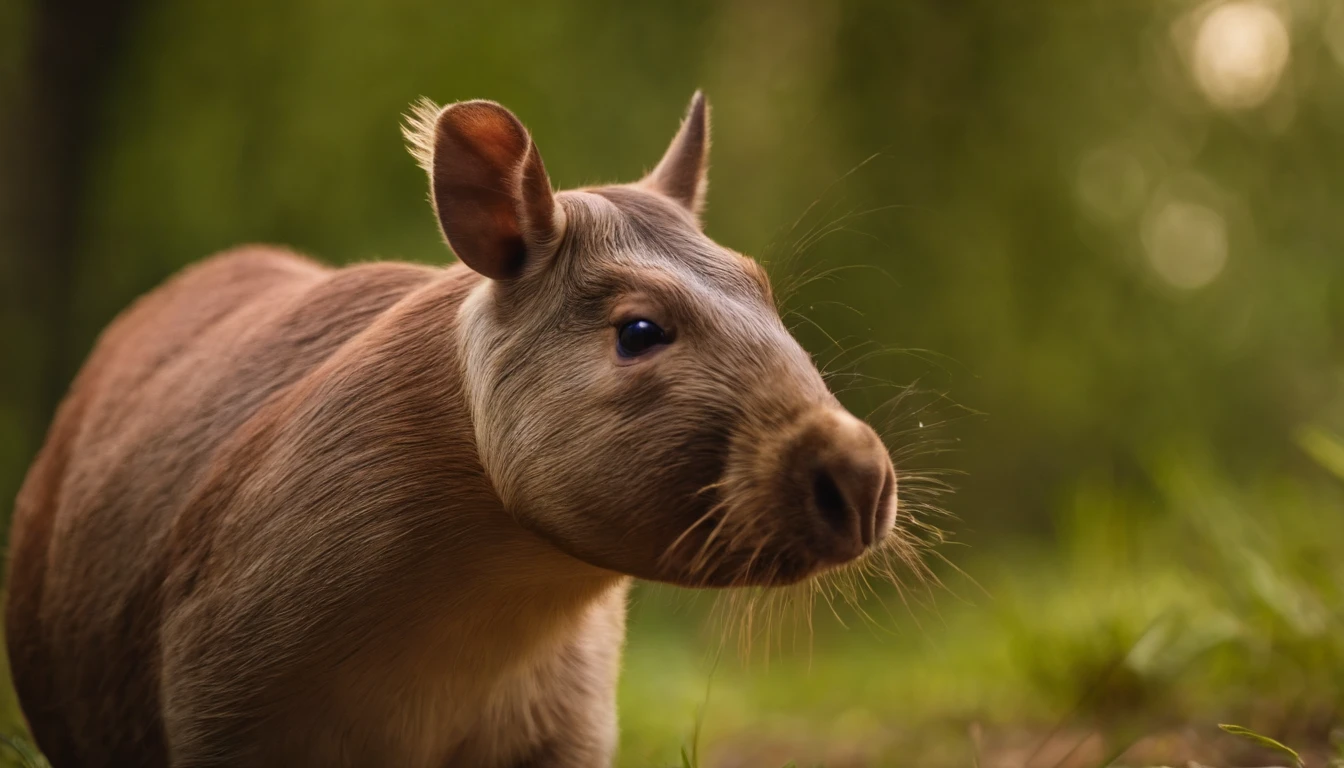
[
  {"x1": 640, "y1": 91, "x2": 710, "y2": 218},
  {"x1": 404, "y1": 98, "x2": 563, "y2": 280}
]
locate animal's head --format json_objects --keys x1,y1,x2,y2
[{"x1": 406, "y1": 93, "x2": 897, "y2": 587}]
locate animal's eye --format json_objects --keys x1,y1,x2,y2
[{"x1": 616, "y1": 319, "x2": 670, "y2": 358}]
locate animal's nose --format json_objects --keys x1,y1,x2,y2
[{"x1": 794, "y1": 409, "x2": 896, "y2": 559}]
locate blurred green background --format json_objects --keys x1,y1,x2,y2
[{"x1": 2, "y1": 0, "x2": 1342, "y2": 766}]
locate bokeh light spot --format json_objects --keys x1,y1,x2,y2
[
  {"x1": 1191, "y1": 1, "x2": 1291, "y2": 110},
  {"x1": 1141, "y1": 198, "x2": 1229, "y2": 289}
]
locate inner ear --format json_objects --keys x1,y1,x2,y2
[
  {"x1": 405, "y1": 99, "x2": 562, "y2": 280},
  {"x1": 640, "y1": 91, "x2": 710, "y2": 219}
]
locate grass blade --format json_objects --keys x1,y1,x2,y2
[{"x1": 1218, "y1": 724, "x2": 1304, "y2": 768}]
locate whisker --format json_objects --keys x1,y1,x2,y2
[
  {"x1": 692, "y1": 154, "x2": 973, "y2": 667},
  {"x1": 659, "y1": 498, "x2": 730, "y2": 568}
]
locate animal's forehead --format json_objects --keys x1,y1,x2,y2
[{"x1": 556, "y1": 187, "x2": 771, "y2": 302}]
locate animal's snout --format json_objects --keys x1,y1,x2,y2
[{"x1": 786, "y1": 408, "x2": 897, "y2": 562}]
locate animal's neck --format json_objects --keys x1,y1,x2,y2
[{"x1": 345, "y1": 265, "x2": 624, "y2": 667}]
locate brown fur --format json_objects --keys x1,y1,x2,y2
[{"x1": 5, "y1": 94, "x2": 898, "y2": 767}]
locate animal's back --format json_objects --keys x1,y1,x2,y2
[{"x1": 5, "y1": 246, "x2": 441, "y2": 766}]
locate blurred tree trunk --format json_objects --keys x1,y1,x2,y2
[{"x1": 0, "y1": 0, "x2": 140, "y2": 515}]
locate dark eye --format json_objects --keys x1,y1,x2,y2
[{"x1": 616, "y1": 319, "x2": 669, "y2": 358}]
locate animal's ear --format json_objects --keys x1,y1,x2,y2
[
  {"x1": 640, "y1": 90, "x2": 710, "y2": 218},
  {"x1": 404, "y1": 99, "x2": 563, "y2": 280}
]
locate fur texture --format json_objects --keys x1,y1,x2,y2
[{"x1": 5, "y1": 94, "x2": 898, "y2": 767}]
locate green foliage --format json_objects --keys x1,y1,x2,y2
[{"x1": 0, "y1": 734, "x2": 49, "y2": 768}]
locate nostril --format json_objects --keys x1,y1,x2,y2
[
  {"x1": 811, "y1": 469, "x2": 851, "y2": 534},
  {"x1": 788, "y1": 409, "x2": 893, "y2": 558}
]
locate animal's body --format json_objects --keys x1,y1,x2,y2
[{"x1": 6, "y1": 94, "x2": 898, "y2": 767}]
